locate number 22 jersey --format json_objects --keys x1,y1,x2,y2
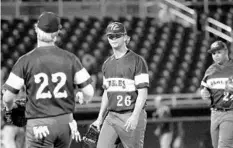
[
  {"x1": 4, "y1": 46, "x2": 92, "y2": 119},
  {"x1": 102, "y1": 50, "x2": 149, "y2": 112}
]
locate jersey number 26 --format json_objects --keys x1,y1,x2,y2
[
  {"x1": 34, "y1": 72, "x2": 68, "y2": 99},
  {"x1": 117, "y1": 95, "x2": 132, "y2": 107}
]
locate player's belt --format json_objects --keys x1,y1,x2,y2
[
  {"x1": 211, "y1": 107, "x2": 233, "y2": 112},
  {"x1": 109, "y1": 110, "x2": 133, "y2": 114}
]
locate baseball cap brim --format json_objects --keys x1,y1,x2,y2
[
  {"x1": 106, "y1": 32, "x2": 126, "y2": 35},
  {"x1": 208, "y1": 48, "x2": 219, "y2": 53}
]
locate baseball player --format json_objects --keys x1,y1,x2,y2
[
  {"x1": 200, "y1": 40, "x2": 233, "y2": 148},
  {"x1": 2, "y1": 12, "x2": 94, "y2": 148},
  {"x1": 92, "y1": 22, "x2": 149, "y2": 148}
]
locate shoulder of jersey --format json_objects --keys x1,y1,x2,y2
[
  {"x1": 19, "y1": 46, "x2": 76, "y2": 61},
  {"x1": 60, "y1": 47, "x2": 76, "y2": 57},
  {"x1": 207, "y1": 63, "x2": 217, "y2": 71},
  {"x1": 103, "y1": 54, "x2": 115, "y2": 65},
  {"x1": 24, "y1": 48, "x2": 37, "y2": 56},
  {"x1": 17, "y1": 49, "x2": 34, "y2": 61},
  {"x1": 130, "y1": 50, "x2": 144, "y2": 61},
  {"x1": 208, "y1": 62, "x2": 218, "y2": 68},
  {"x1": 22, "y1": 47, "x2": 41, "y2": 57},
  {"x1": 103, "y1": 50, "x2": 141, "y2": 64},
  {"x1": 205, "y1": 63, "x2": 220, "y2": 76}
]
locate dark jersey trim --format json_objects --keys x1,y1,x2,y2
[
  {"x1": 77, "y1": 78, "x2": 92, "y2": 88},
  {"x1": 108, "y1": 106, "x2": 146, "y2": 113},
  {"x1": 136, "y1": 83, "x2": 149, "y2": 89},
  {"x1": 4, "y1": 84, "x2": 20, "y2": 94}
]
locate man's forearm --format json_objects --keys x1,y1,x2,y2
[
  {"x1": 98, "y1": 91, "x2": 109, "y2": 120},
  {"x1": 3, "y1": 90, "x2": 16, "y2": 111},
  {"x1": 132, "y1": 88, "x2": 148, "y2": 117},
  {"x1": 81, "y1": 84, "x2": 94, "y2": 102}
]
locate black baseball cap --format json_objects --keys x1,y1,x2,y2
[
  {"x1": 208, "y1": 40, "x2": 228, "y2": 53},
  {"x1": 37, "y1": 12, "x2": 61, "y2": 33},
  {"x1": 106, "y1": 22, "x2": 126, "y2": 35}
]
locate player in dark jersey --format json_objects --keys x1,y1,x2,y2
[
  {"x1": 200, "y1": 40, "x2": 233, "y2": 148},
  {"x1": 92, "y1": 22, "x2": 149, "y2": 148},
  {"x1": 2, "y1": 12, "x2": 94, "y2": 148}
]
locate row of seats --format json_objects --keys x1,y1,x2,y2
[{"x1": 1, "y1": 6, "x2": 232, "y2": 95}]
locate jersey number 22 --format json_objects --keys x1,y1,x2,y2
[{"x1": 34, "y1": 72, "x2": 68, "y2": 99}]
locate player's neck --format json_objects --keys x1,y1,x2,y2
[
  {"x1": 113, "y1": 46, "x2": 128, "y2": 59},
  {"x1": 37, "y1": 40, "x2": 55, "y2": 47}
]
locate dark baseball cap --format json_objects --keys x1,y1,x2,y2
[
  {"x1": 208, "y1": 40, "x2": 228, "y2": 53},
  {"x1": 106, "y1": 22, "x2": 126, "y2": 35},
  {"x1": 37, "y1": 12, "x2": 61, "y2": 33}
]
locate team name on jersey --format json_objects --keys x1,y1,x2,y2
[
  {"x1": 207, "y1": 78, "x2": 228, "y2": 89},
  {"x1": 104, "y1": 78, "x2": 136, "y2": 92},
  {"x1": 107, "y1": 79, "x2": 126, "y2": 89}
]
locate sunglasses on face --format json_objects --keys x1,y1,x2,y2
[{"x1": 107, "y1": 34, "x2": 124, "y2": 39}]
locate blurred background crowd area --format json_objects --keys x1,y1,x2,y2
[
  {"x1": 1, "y1": 0, "x2": 232, "y2": 96},
  {"x1": 1, "y1": 0, "x2": 233, "y2": 114},
  {"x1": 1, "y1": 0, "x2": 233, "y2": 148}
]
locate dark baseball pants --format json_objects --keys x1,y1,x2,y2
[
  {"x1": 26, "y1": 113, "x2": 73, "y2": 148},
  {"x1": 211, "y1": 110, "x2": 233, "y2": 148},
  {"x1": 97, "y1": 109, "x2": 147, "y2": 148}
]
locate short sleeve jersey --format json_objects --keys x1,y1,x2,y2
[
  {"x1": 4, "y1": 46, "x2": 92, "y2": 119},
  {"x1": 201, "y1": 59, "x2": 233, "y2": 109},
  {"x1": 102, "y1": 50, "x2": 149, "y2": 112}
]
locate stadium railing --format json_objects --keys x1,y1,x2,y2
[
  {"x1": 1, "y1": 0, "x2": 157, "y2": 18},
  {"x1": 1, "y1": 0, "x2": 197, "y2": 20},
  {"x1": 165, "y1": 0, "x2": 197, "y2": 31},
  {"x1": 205, "y1": 17, "x2": 233, "y2": 56},
  {"x1": 183, "y1": 0, "x2": 233, "y2": 6},
  {"x1": 145, "y1": 0, "x2": 198, "y2": 32}
]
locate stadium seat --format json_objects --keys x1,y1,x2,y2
[
  {"x1": 65, "y1": 42, "x2": 74, "y2": 53},
  {"x1": 2, "y1": 12, "x2": 229, "y2": 94}
]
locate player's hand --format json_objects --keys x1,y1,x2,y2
[
  {"x1": 69, "y1": 120, "x2": 82, "y2": 142},
  {"x1": 1, "y1": 88, "x2": 6, "y2": 95},
  {"x1": 91, "y1": 118, "x2": 103, "y2": 132},
  {"x1": 33, "y1": 126, "x2": 50, "y2": 139},
  {"x1": 225, "y1": 76, "x2": 233, "y2": 93},
  {"x1": 4, "y1": 109, "x2": 13, "y2": 125},
  {"x1": 154, "y1": 128, "x2": 161, "y2": 136},
  {"x1": 76, "y1": 92, "x2": 84, "y2": 104},
  {"x1": 200, "y1": 87, "x2": 211, "y2": 100},
  {"x1": 124, "y1": 114, "x2": 139, "y2": 132}
]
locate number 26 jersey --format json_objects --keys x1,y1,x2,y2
[
  {"x1": 102, "y1": 50, "x2": 149, "y2": 112},
  {"x1": 4, "y1": 46, "x2": 92, "y2": 119}
]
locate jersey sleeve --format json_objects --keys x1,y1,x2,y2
[
  {"x1": 134, "y1": 56, "x2": 149, "y2": 89},
  {"x1": 4, "y1": 56, "x2": 25, "y2": 94},
  {"x1": 73, "y1": 56, "x2": 92, "y2": 88},
  {"x1": 200, "y1": 64, "x2": 217, "y2": 89},
  {"x1": 200, "y1": 76, "x2": 209, "y2": 89}
]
